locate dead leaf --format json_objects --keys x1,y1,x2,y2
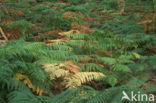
[
  {"x1": 4, "y1": 9, "x2": 25, "y2": 16},
  {"x1": 63, "y1": 61, "x2": 79, "y2": 74},
  {"x1": 71, "y1": 24, "x2": 94, "y2": 34}
]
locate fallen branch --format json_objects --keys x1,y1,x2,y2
[{"x1": 0, "y1": 27, "x2": 8, "y2": 41}]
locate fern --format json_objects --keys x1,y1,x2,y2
[
  {"x1": 42, "y1": 63, "x2": 105, "y2": 88},
  {"x1": 80, "y1": 63, "x2": 103, "y2": 72},
  {"x1": 43, "y1": 63, "x2": 68, "y2": 80},
  {"x1": 7, "y1": 20, "x2": 34, "y2": 35},
  {"x1": 0, "y1": 0, "x2": 156, "y2": 103},
  {"x1": 64, "y1": 72, "x2": 105, "y2": 88}
]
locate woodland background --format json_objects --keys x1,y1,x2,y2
[{"x1": 0, "y1": 0, "x2": 156, "y2": 103}]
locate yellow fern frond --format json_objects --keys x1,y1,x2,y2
[
  {"x1": 58, "y1": 30, "x2": 80, "y2": 36},
  {"x1": 43, "y1": 64, "x2": 106, "y2": 88},
  {"x1": 14, "y1": 73, "x2": 44, "y2": 96},
  {"x1": 132, "y1": 52, "x2": 141, "y2": 59},
  {"x1": 46, "y1": 39, "x2": 67, "y2": 45},
  {"x1": 43, "y1": 64, "x2": 69, "y2": 80},
  {"x1": 49, "y1": 69, "x2": 69, "y2": 80},
  {"x1": 64, "y1": 72, "x2": 106, "y2": 88},
  {"x1": 43, "y1": 63, "x2": 65, "y2": 72}
]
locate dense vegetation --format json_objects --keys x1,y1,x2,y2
[{"x1": 0, "y1": 0, "x2": 156, "y2": 103}]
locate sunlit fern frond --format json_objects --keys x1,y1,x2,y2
[
  {"x1": 42, "y1": 64, "x2": 69, "y2": 80},
  {"x1": 64, "y1": 72, "x2": 106, "y2": 88}
]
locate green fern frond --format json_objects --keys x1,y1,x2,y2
[
  {"x1": 80, "y1": 63, "x2": 103, "y2": 72},
  {"x1": 101, "y1": 57, "x2": 117, "y2": 65},
  {"x1": 113, "y1": 64, "x2": 131, "y2": 73}
]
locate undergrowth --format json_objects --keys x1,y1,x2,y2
[{"x1": 0, "y1": 0, "x2": 156, "y2": 103}]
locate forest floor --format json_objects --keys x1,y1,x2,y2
[{"x1": 0, "y1": 0, "x2": 156, "y2": 103}]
